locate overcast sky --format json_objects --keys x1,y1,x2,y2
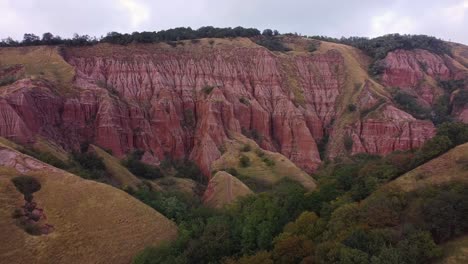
[{"x1": 1, "y1": 0, "x2": 467, "y2": 44}]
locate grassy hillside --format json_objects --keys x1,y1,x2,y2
[
  {"x1": 203, "y1": 171, "x2": 253, "y2": 208},
  {"x1": 386, "y1": 143, "x2": 468, "y2": 192},
  {"x1": 90, "y1": 144, "x2": 141, "y2": 189},
  {"x1": 211, "y1": 135, "x2": 317, "y2": 191},
  {"x1": 0, "y1": 46, "x2": 75, "y2": 91},
  {"x1": 437, "y1": 236, "x2": 468, "y2": 264},
  {"x1": 0, "y1": 143, "x2": 177, "y2": 264}
]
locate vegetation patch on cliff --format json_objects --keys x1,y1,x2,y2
[
  {"x1": 211, "y1": 137, "x2": 316, "y2": 192},
  {"x1": 0, "y1": 46, "x2": 75, "y2": 91}
]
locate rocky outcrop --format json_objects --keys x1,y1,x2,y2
[
  {"x1": 348, "y1": 105, "x2": 436, "y2": 155},
  {"x1": 2, "y1": 41, "x2": 465, "y2": 177},
  {"x1": 381, "y1": 49, "x2": 467, "y2": 105},
  {"x1": 13, "y1": 197, "x2": 55, "y2": 235}
]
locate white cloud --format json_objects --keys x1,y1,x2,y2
[
  {"x1": 118, "y1": 0, "x2": 150, "y2": 28},
  {"x1": 0, "y1": 0, "x2": 27, "y2": 38},
  {"x1": 443, "y1": 0, "x2": 468, "y2": 23},
  {"x1": 370, "y1": 11, "x2": 415, "y2": 37}
]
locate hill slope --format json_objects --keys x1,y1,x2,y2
[
  {"x1": 0, "y1": 143, "x2": 177, "y2": 264},
  {"x1": 386, "y1": 142, "x2": 468, "y2": 192},
  {"x1": 202, "y1": 171, "x2": 253, "y2": 208}
]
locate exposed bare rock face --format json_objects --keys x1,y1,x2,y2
[
  {"x1": 0, "y1": 39, "x2": 466, "y2": 177},
  {"x1": 60, "y1": 43, "x2": 348, "y2": 175},
  {"x1": 348, "y1": 105, "x2": 436, "y2": 155},
  {"x1": 381, "y1": 49, "x2": 467, "y2": 107}
]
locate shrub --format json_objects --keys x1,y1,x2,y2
[
  {"x1": 242, "y1": 127, "x2": 263, "y2": 143},
  {"x1": 397, "y1": 230, "x2": 441, "y2": 264},
  {"x1": 344, "y1": 134, "x2": 354, "y2": 152},
  {"x1": 174, "y1": 159, "x2": 205, "y2": 184},
  {"x1": 438, "y1": 79, "x2": 465, "y2": 93},
  {"x1": 369, "y1": 60, "x2": 385, "y2": 76},
  {"x1": 202, "y1": 85, "x2": 215, "y2": 95},
  {"x1": 453, "y1": 89, "x2": 468, "y2": 108},
  {"x1": 255, "y1": 149, "x2": 265, "y2": 157},
  {"x1": 347, "y1": 104, "x2": 357, "y2": 112},
  {"x1": 255, "y1": 37, "x2": 291, "y2": 52},
  {"x1": 239, "y1": 154, "x2": 251, "y2": 167},
  {"x1": 393, "y1": 90, "x2": 429, "y2": 119},
  {"x1": 432, "y1": 95, "x2": 451, "y2": 125},
  {"x1": 0, "y1": 76, "x2": 17, "y2": 86},
  {"x1": 11, "y1": 176, "x2": 41, "y2": 200},
  {"x1": 413, "y1": 135, "x2": 452, "y2": 166},
  {"x1": 436, "y1": 122, "x2": 468, "y2": 146},
  {"x1": 241, "y1": 144, "x2": 251, "y2": 152},
  {"x1": 226, "y1": 167, "x2": 238, "y2": 176},
  {"x1": 125, "y1": 158, "x2": 163, "y2": 179},
  {"x1": 262, "y1": 157, "x2": 275, "y2": 167},
  {"x1": 22, "y1": 148, "x2": 68, "y2": 169},
  {"x1": 420, "y1": 186, "x2": 468, "y2": 243},
  {"x1": 307, "y1": 43, "x2": 318, "y2": 53},
  {"x1": 218, "y1": 144, "x2": 226, "y2": 154},
  {"x1": 183, "y1": 109, "x2": 196, "y2": 128},
  {"x1": 239, "y1": 97, "x2": 250, "y2": 105},
  {"x1": 271, "y1": 234, "x2": 314, "y2": 263},
  {"x1": 73, "y1": 152, "x2": 105, "y2": 171},
  {"x1": 24, "y1": 222, "x2": 43, "y2": 236}
]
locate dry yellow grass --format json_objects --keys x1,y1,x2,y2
[
  {"x1": 437, "y1": 236, "x2": 468, "y2": 264},
  {"x1": 90, "y1": 145, "x2": 141, "y2": 189},
  {"x1": 0, "y1": 46, "x2": 75, "y2": 91},
  {"x1": 449, "y1": 42, "x2": 468, "y2": 69},
  {"x1": 64, "y1": 37, "x2": 259, "y2": 59},
  {"x1": 0, "y1": 136, "x2": 21, "y2": 149},
  {"x1": 203, "y1": 171, "x2": 253, "y2": 208},
  {"x1": 0, "y1": 144, "x2": 177, "y2": 264},
  {"x1": 211, "y1": 135, "x2": 317, "y2": 191},
  {"x1": 385, "y1": 143, "x2": 468, "y2": 193},
  {"x1": 90, "y1": 145, "x2": 198, "y2": 196},
  {"x1": 33, "y1": 137, "x2": 69, "y2": 161}
]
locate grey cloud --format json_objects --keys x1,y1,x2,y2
[{"x1": 1, "y1": 0, "x2": 467, "y2": 44}]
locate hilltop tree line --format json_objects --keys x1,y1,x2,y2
[
  {"x1": 1, "y1": 27, "x2": 450, "y2": 58},
  {"x1": 0, "y1": 27, "x2": 280, "y2": 47},
  {"x1": 310, "y1": 34, "x2": 452, "y2": 76},
  {"x1": 310, "y1": 34, "x2": 452, "y2": 60}
]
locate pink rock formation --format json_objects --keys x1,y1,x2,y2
[
  {"x1": 348, "y1": 105, "x2": 436, "y2": 155},
  {"x1": 2, "y1": 42, "x2": 466, "y2": 177},
  {"x1": 381, "y1": 49, "x2": 466, "y2": 105}
]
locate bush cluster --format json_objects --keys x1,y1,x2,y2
[{"x1": 122, "y1": 151, "x2": 163, "y2": 180}]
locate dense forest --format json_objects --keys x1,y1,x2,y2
[{"x1": 125, "y1": 122, "x2": 468, "y2": 264}]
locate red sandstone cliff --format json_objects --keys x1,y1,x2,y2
[{"x1": 0, "y1": 38, "x2": 466, "y2": 177}]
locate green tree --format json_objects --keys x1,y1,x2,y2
[
  {"x1": 338, "y1": 247, "x2": 370, "y2": 264},
  {"x1": 397, "y1": 231, "x2": 441, "y2": 264},
  {"x1": 272, "y1": 233, "x2": 314, "y2": 264}
]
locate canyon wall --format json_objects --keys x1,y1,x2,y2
[{"x1": 0, "y1": 39, "x2": 466, "y2": 176}]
